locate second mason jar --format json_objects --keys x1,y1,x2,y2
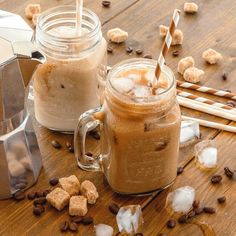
[
  {"x1": 75, "y1": 58, "x2": 181, "y2": 195},
  {"x1": 33, "y1": 6, "x2": 107, "y2": 132}
]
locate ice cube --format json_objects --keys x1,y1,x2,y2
[
  {"x1": 127, "y1": 73, "x2": 141, "y2": 82},
  {"x1": 180, "y1": 120, "x2": 200, "y2": 146},
  {"x1": 145, "y1": 70, "x2": 155, "y2": 82},
  {"x1": 166, "y1": 186, "x2": 195, "y2": 213},
  {"x1": 94, "y1": 224, "x2": 113, "y2": 236},
  {"x1": 133, "y1": 86, "x2": 150, "y2": 97},
  {"x1": 111, "y1": 77, "x2": 134, "y2": 93},
  {"x1": 116, "y1": 205, "x2": 144, "y2": 234},
  {"x1": 195, "y1": 140, "x2": 217, "y2": 169}
]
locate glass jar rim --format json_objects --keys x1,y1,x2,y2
[
  {"x1": 107, "y1": 58, "x2": 176, "y2": 104},
  {"x1": 37, "y1": 6, "x2": 101, "y2": 42}
]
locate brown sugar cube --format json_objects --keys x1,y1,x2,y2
[
  {"x1": 25, "y1": 4, "x2": 41, "y2": 20},
  {"x1": 107, "y1": 28, "x2": 128, "y2": 43},
  {"x1": 69, "y1": 196, "x2": 88, "y2": 216},
  {"x1": 177, "y1": 56, "x2": 195, "y2": 75},
  {"x1": 59, "y1": 175, "x2": 80, "y2": 196},
  {"x1": 159, "y1": 25, "x2": 183, "y2": 45},
  {"x1": 80, "y1": 180, "x2": 99, "y2": 204},
  {"x1": 202, "y1": 48, "x2": 223, "y2": 64},
  {"x1": 46, "y1": 187, "x2": 70, "y2": 211},
  {"x1": 184, "y1": 2, "x2": 199, "y2": 13},
  {"x1": 183, "y1": 67, "x2": 205, "y2": 83},
  {"x1": 171, "y1": 29, "x2": 184, "y2": 45},
  {"x1": 159, "y1": 25, "x2": 169, "y2": 37}
]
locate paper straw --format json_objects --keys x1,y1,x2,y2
[
  {"x1": 177, "y1": 96, "x2": 236, "y2": 121},
  {"x1": 153, "y1": 9, "x2": 181, "y2": 86},
  {"x1": 76, "y1": 0, "x2": 83, "y2": 36},
  {"x1": 177, "y1": 80, "x2": 236, "y2": 101},
  {"x1": 177, "y1": 89, "x2": 236, "y2": 112},
  {"x1": 182, "y1": 115, "x2": 236, "y2": 133}
]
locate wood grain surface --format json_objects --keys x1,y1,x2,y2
[{"x1": 0, "y1": 0, "x2": 236, "y2": 235}]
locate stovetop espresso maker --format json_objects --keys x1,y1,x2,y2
[{"x1": 0, "y1": 10, "x2": 43, "y2": 199}]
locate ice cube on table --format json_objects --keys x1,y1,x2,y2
[
  {"x1": 166, "y1": 186, "x2": 196, "y2": 213},
  {"x1": 195, "y1": 140, "x2": 218, "y2": 169},
  {"x1": 111, "y1": 77, "x2": 134, "y2": 93},
  {"x1": 116, "y1": 205, "x2": 144, "y2": 234},
  {"x1": 94, "y1": 224, "x2": 113, "y2": 236},
  {"x1": 180, "y1": 120, "x2": 200, "y2": 146},
  {"x1": 133, "y1": 85, "x2": 150, "y2": 97}
]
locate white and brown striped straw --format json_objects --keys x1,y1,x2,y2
[
  {"x1": 177, "y1": 80, "x2": 236, "y2": 101},
  {"x1": 177, "y1": 89, "x2": 236, "y2": 112},
  {"x1": 153, "y1": 9, "x2": 181, "y2": 87}
]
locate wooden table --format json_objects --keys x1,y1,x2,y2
[{"x1": 1, "y1": 0, "x2": 236, "y2": 235}]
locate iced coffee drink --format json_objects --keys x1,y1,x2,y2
[
  {"x1": 33, "y1": 6, "x2": 107, "y2": 132},
  {"x1": 75, "y1": 59, "x2": 181, "y2": 195}
]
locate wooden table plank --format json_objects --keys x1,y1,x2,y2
[{"x1": 0, "y1": 0, "x2": 235, "y2": 235}]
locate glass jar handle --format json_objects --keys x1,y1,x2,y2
[{"x1": 74, "y1": 107, "x2": 103, "y2": 172}]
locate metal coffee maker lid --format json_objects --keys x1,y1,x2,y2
[{"x1": 0, "y1": 10, "x2": 43, "y2": 199}]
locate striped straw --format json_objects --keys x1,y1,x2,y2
[
  {"x1": 153, "y1": 9, "x2": 181, "y2": 87},
  {"x1": 177, "y1": 89, "x2": 236, "y2": 112},
  {"x1": 177, "y1": 80, "x2": 236, "y2": 101}
]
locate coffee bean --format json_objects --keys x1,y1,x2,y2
[
  {"x1": 89, "y1": 130, "x2": 100, "y2": 140},
  {"x1": 177, "y1": 166, "x2": 184, "y2": 175},
  {"x1": 51, "y1": 140, "x2": 62, "y2": 149},
  {"x1": 178, "y1": 214, "x2": 188, "y2": 224},
  {"x1": 144, "y1": 54, "x2": 153, "y2": 59},
  {"x1": 49, "y1": 177, "x2": 59, "y2": 186},
  {"x1": 60, "y1": 84, "x2": 65, "y2": 89},
  {"x1": 187, "y1": 210, "x2": 196, "y2": 219},
  {"x1": 15, "y1": 183, "x2": 27, "y2": 190},
  {"x1": 166, "y1": 219, "x2": 176, "y2": 228},
  {"x1": 192, "y1": 199, "x2": 200, "y2": 209},
  {"x1": 34, "y1": 197, "x2": 47, "y2": 206},
  {"x1": 37, "y1": 204, "x2": 45, "y2": 212},
  {"x1": 224, "y1": 167, "x2": 234, "y2": 179},
  {"x1": 102, "y1": 0, "x2": 111, "y2": 7},
  {"x1": 27, "y1": 191, "x2": 37, "y2": 200},
  {"x1": 107, "y1": 46, "x2": 113, "y2": 53},
  {"x1": 217, "y1": 196, "x2": 226, "y2": 204},
  {"x1": 135, "y1": 49, "x2": 143, "y2": 55},
  {"x1": 126, "y1": 46, "x2": 133, "y2": 53},
  {"x1": 109, "y1": 203, "x2": 120, "y2": 215},
  {"x1": 194, "y1": 207, "x2": 204, "y2": 215},
  {"x1": 43, "y1": 189, "x2": 51, "y2": 196},
  {"x1": 71, "y1": 216, "x2": 83, "y2": 224},
  {"x1": 86, "y1": 152, "x2": 93, "y2": 157},
  {"x1": 222, "y1": 72, "x2": 228, "y2": 81},
  {"x1": 211, "y1": 174, "x2": 222, "y2": 184},
  {"x1": 13, "y1": 190, "x2": 25, "y2": 201},
  {"x1": 82, "y1": 216, "x2": 93, "y2": 225},
  {"x1": 203, "y1": 207, "x2": 216, "y2": 214},
  {"x1": 36, "y1": 190, "x2": 45, "y2": 198},
  {"x1": 69, "y1": 222, "x2": 78, "y2": 232},
  {"x1": 33, "y1": 206, "x2": 43, "y2": 216},
  {"x1": 66, "y1": 141, "x2": 74, "y2": 153},
  {"x1": 172, "y1": 50, "x2": 179, "y2": 57},
  {"x1": 60, "y1": 221, "x2": 69, "y2": 232},
  {"x1": 155, "y1": 141, "x2": 167, "y2": 151}
]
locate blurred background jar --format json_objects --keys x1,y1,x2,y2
[{"x1": 33, "y1": 6, "x2": 107, "y2": 132}]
